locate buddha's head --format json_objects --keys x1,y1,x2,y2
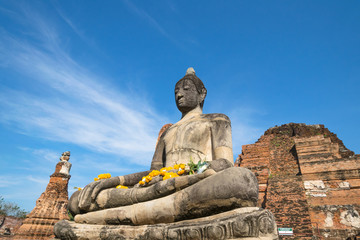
[{"x1": 175, "y1": 68, "x2": 207, "y2": 114}]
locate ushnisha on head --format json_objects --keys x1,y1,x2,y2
[{"x1": 175, "y1": 68, "x2": 207, "y2": 114}]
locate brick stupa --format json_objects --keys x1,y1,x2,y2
[
  {"x1": 235, "y1": 123, "x2": 360, "y2": 239},
  {"x1": 15, "y1": 151, "x2": 72, "y2": 239}
]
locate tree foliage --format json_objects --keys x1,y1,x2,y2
[{"x1": 0, "y1": 196, "x2": 28, "y2": 219}]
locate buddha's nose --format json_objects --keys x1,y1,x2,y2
[{"x1": 176, "y1": 92, "x2": 183, "y2": 100}]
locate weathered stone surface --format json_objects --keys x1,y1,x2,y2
[
  {"x1": 14, "y1": 152, "x2": 72, "y2": 240},
  {"x1": 82, "y1": 168, "x2": 218, "y2": 212},
  {"x1": 156, "y1": 123, "x2": 173, "y2": 147},
  {"x1": 54, "y1": 207, "x2": 278, "y2": 240},
  {"x1": 236, "y1": 123, "x2": 360, "y2": 239},
  {"x1": 154, "y1": 113, "x2": 234, "y2": 168}
]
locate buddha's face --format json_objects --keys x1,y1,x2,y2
[{"x1": 175, "y1": 79, "x2": 201, "y2": 113}]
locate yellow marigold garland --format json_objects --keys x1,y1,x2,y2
[
  {"x1": 94, "y1": 173, "x2": 111, "y2": 181},
  {"x1": 145, "y1": 175, "x2": 152, "y2": 183},
  {"x1": 163, "y1": 172, "x2": 179, "y2": 180},
  {"x1": 139, "y1": 163, "x2": 188, "y2": 186},
  {"x1": 93, "y1": 160, "x2": 207, "y2": 188},
  {"x1": 148, "y1": 170, "x2": 160, "y2": 177}
]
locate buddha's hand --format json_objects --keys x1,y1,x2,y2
[
  {"x1": 208, "y1": 158, "x2": 234, "y2": 172},
  {"x1": 78, "y1": 177, "x2": 120, "y2": 211}
]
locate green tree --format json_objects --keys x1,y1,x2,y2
[{"x1": 0, "y1": 196, "x2": 28, "y2": 219}]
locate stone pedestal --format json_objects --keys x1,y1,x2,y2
[
  {"x1": 54, "y1": 207, "x2": 278, "y2": 240},
  {"x1": 15, "y1": 152, "x2": 71, "y2": 240}
]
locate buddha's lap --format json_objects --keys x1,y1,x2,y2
[{"x1": 74, "y1": 167, "x2": 258, "y2": 225}]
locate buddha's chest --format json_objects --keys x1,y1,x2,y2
[{"x1": 163, "y1": 119, "x2": 213, "y2": 166}]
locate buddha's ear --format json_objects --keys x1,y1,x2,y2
[{"x1": 199, "y1": 88, "x2": 207, "y2": 103}]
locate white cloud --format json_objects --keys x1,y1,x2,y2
[
  {"x1": 74, "y1": 157, "x2": 134, "y2": 173},
  {"x1": 231, "y1": 119, "x2": 263, "y2": 153},
  {"x1": 19, "y1": 147, "x2": 59, "y2": 163},
  {"x1": 228, "y1": 108, "x2": 265, "y2": 156},
  {"x1": 122, "y1": 0, "x2": 183, "y2": 48},
  {"x1": 0, "y1": 176, "x2": 21, "y2": 188},
  {"x1": 0, "y1": 174, "x2": 49, "y2": 211},
  {"x1": 123, "y1": 0, "x2": 169, "y2": 38},
  {"x1": 0, "y1": 7, "x2": 166, "y2": 166},
  {"x1": 26, "y1": 175, "x2": 49, "y2": 185}
]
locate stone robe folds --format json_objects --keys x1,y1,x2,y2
[{"x1": 151, "y1": 112, "x2": 233, "y2": 170}]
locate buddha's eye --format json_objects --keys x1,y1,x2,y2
[{"x1": 183, "y1": 86, "x2": 190, "y2": 90}]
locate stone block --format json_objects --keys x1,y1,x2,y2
[{"x1": 304, "y1": 180, "x2": 325, "y2": 190}]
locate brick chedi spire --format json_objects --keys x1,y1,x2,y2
[
  {"x1": 236, "y1": 123, "x2": 360, "y2": 239},
  {"x1": 15, "y1": 151, "x2": 72, "y2": 240}
]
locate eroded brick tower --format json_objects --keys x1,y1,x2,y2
[
  {"x1": 236, "y1": 123, "x2": 360, "y2": 239},
  {"x1": 15, "y1": 152, "x2": 71, "y2": 240}
]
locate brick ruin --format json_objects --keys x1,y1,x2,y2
[
  {"x1": 235, "y1": 123, "x2": 360, "y2": 239},
  {"x1": 0, "y1": 216, "x2": 23, "y2": 237},
  {"x1": 14, "y1": 152, "x2": 72, "y2": 240}
]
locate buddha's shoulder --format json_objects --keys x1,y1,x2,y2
[{"x1": 199, "y1": 113, "x2": 231, "y2": 122}]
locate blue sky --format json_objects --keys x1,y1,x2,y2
[{"x1": 0, "y1": 1, "x2": 359, "y2": 212}]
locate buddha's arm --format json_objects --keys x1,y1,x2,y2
[
  {"x1": 210, "y1": 114, "x2": 234, "y2": 168},
  {"x1": 77, "y1": 170, "x2": 151, "y2": 211},
  {"x1": 150, "y1": 133, "x2": 166, "y2": 170},
  {"x1": 214, "y1": 146, "x2": 233, "y2": 164}
]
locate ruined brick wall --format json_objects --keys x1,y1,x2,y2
[
  {"x1": 0, "y1": 215, "x2": 23, "y2": 237},
  {"x1": 295, "y1": 135, "x2": 360, "y2": 239},
  {"x1": 267, "y1": 134, "x2": 313, "y2": 239},
  {"x1": 235, "y1": 135, "x2": 272, "y2": 207},
  {"x1": 236, "y1": 123, "x2": 360, "y2": 239}
]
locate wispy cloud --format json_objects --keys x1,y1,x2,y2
[
  {"x1": 0, "y1": 176, "x2": 21, "y2": 188},
  {"x1": 0, "y1": 6, "x2": 17, "y2": 16},
  {"x1": 55, "y1": 7, "x2": 84, "y2": 39},
  {"x1": 123, "y1": 0, "x2": 169, "y2": 38},
  {"x1": 0, "y1": 174, "x2": 49, "y2": 211},
  {"x1": 26, "y1": 175, "x2": 49, "y2": 185},
  {"x1": 74, "y1": 157, "x2": 134, "y2": 173},
  {"x1": 19, "y1": 147, "x2": 59, "y2": 163},
  {"x1": 0, "y1": 7, "x2": 165, "y2": 166},
  {"x1": 122, "y1": 0, "x2": 183, "y2": 48},
  {"x1": 53, "y1": 3, "x2": 104, "y2": 56},
  {"x1": 228, "y1": 107, "x2": 265, "y2": 156}
]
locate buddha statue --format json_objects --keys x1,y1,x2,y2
[{"x1": 55, "y1": 68, "x2": 278, "y2": 240}]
